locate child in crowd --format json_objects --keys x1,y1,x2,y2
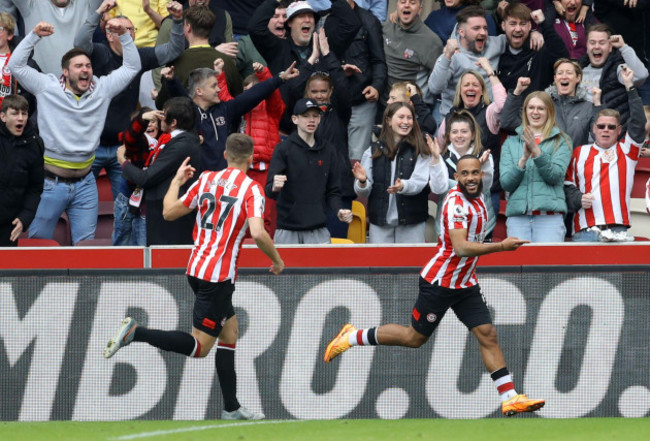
[
  {"x1": 385, "y1": 82, "x2": 437, "y2": 137},
  {"x1": 216, "y1": 59, "x2": 284, "y2": 237}
]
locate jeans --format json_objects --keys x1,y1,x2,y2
[
  {"x1": 112, "y1": 192, "x2": 147, "y2": 246},
  {"x1": 505, "y1": 214, "x2": 566, "y2": 243},
  {"x1": 91, "y1": 144, "x2": 122, "y2": 200},
  {"x1": 572, "y1": 225, "x2": 628, "y2": 242},
  {"x1": 29, "y1": 172, "x2": 98, "y2": 245}
]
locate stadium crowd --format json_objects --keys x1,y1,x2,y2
[{"x1": 0, "y1": 0, "x2": 649, "y2": 247}]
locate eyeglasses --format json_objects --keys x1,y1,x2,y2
[
  {"x1": 310, "y1": 71, "x2": 330, "y2": 78},
  {"x1": 596, "y1": 123, "x2": 619, "y2": 130}
]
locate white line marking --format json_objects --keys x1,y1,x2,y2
[{"x1": 109, "y1": 420, "x2": 304, "y2": 440}]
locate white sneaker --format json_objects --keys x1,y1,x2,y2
[
  {"x1": 221, "y1": 406, "x2": 265, "y2": 420},
  {"x1": 104, "y1": 317, "x2": 138, "y2": 359}
]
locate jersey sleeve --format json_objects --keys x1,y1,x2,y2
[
  {"x1": 446, "y1": 194, "x2": 469, "y2": 231},
  {"x1": 245, "y1": 181, "x2": 266, "y2": 219},
  {"x1": 180, "y1": 174, "x2": 203, "y2": 210}
]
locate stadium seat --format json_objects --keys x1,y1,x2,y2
[
  {"x1": 96, "y1": 201, "x2": 115, "y2": 240},
  {"x1": 75, "y1": 238, "x2": 114, "y2": 246},
  {"x1": 17, "y1": 238, "x2": 61, "y2": 247},
  {"x1": 96, "y1": 170, "x2": 113, "y2": 202},
  {"x1": 632, "y1": 159, "x2": 650, "y2": 198},
  {"x1": 347, "y1": 200, "x2": 367, "y2": 243},
  {"x1": 331, "y1": 237, "x2": 354, "y2": 244},
  {"x1": 628, "y1": 198, "x2": 650, "y2": 239}
]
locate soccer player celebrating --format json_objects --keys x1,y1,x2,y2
[
  {"x1": 104, "y1": 133, "x2": 284, "y2": 420},
  {"x1": 324, "y1": 155, "x2": 546, "y2": 417}
]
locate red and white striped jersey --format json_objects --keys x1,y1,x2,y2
[
  {"x1": 421, "y1": 186, "x2": 488, "y2": 289},
  {"x1": 565, "y1": 133, "x2": 641, "y2": 232},
  {"x1": 180, "y1": 167, "x2": 265, "y2": 283}
]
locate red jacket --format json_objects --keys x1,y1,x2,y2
[{"x1": 217, "y1": 67, "x2": 285, "y2": 171}]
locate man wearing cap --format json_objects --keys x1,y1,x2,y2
[
  {"x1": 248, "y1": 0, "x2": 360, "y2": 134},
  {"x1": 265, "y1": 97, "x2": 353, "y2": 244}
]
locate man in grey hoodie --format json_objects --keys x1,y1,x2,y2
[{"x1": 7, "y1": 19, "x2": 140, "y2": 244}]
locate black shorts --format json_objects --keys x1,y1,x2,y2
[
  {"x1": 411, "y1": 277, "x2": 492, "y2": 337},
  {"x1": 187, "y1": 275, "x2": 236, "y2": 337}
]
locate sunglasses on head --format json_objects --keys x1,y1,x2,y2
[{"x1": 596, "y1": 123, "x2": 618, "y2": 130}]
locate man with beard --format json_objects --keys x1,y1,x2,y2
[
  {"x1": 497, "y1": 3, "x2": 568, "y2": 99},
  {"x1": 8, "y1": 20, "x2": 140, "y2": 245},
  {"x1": 429, "y1": 5, "x2": 506, "y2": 117},
  {"x1": 324, "y1": 155, "x2": 546, "y2": 417}
]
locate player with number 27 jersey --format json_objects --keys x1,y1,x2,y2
[{"x1": 181, "y1": 167, "x2": 265, "y2": 283}]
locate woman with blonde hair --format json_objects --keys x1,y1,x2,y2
[
  {"x1": 431, "y1": 109, "x2": 495, "y2": 237},
  {"x1": 499, "y1": 91, "x2": 572, "y2": 243}
]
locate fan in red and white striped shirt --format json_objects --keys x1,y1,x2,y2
[
  {"x1": 180, "y1": 167, "x2": 265, "y2": 283},
  {"x1": 421, "y1": 186, "x2": 488, "y2": 289},
  {"x1": 565, "y1": 119, "x2": 642, "y2": 233}
]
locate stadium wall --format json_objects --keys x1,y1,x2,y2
[{"x1": 1, "y1": 245, "x2": 650, "y2": 420}]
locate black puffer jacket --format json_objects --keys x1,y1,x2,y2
[{"x1": 0, "y1": 119, "x2": 44, "y2": 229}]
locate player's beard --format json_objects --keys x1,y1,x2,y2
[{"x1": 458, "y1": 179, "x2": 483, "y2": 199}]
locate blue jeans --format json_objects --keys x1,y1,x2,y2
[
  {"x1": 91, "y1": 144, "x2": 122, "y2": 200},
  {"x1": 572, "y1": 225, "x2": 628, "y2": 242},
  {"x1": 506, "y1": 214, "x2": 566, "y2": 243},
  {"x1": 112, "y1": 192, "x2": 147, "y2": 246},
  {"x1": 29, "y1": 173, "x2": 98, "y2": 245}
]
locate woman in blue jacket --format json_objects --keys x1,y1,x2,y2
[{"x1": 499, "y1": 91, "x2": 572, "y2": 243}]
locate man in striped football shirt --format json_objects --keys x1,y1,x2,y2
[
  {"x1": 324, "y1": 155, "x2": 545, "y2": 417},
  {"x1": 104, "y1": 133, "x2": 284, "y2": 420}
]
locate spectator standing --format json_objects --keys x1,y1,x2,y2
[
  {"x1": 5, "y1": 0, "x2": 100, "y2": 76},
  {"x1": 265, "y1": 98, "x2": 353, "y2": 244},
  {"x1": 352, "y1": 102, "x2": 448, "y2": 243},
  {"x1": 342, "y1": 0, "x2": 387, "y2": 161},
  {"x1": 500, "y1": 91, "x2": 572, "y2": 242},
  {"x1": 386, "y1": 82, "x2": 437, "y2": 136},
  {"x1": 547, "y1": 0, "x2": 597, "y2": 60},
  {"x1": 74, "y1": 0, "x2": 185, "y2": 200},
  {"x1": 0, "y1": 12, "x2": 37, "y2": 112},
  {"x1": 8, "y1": 20, "x2": 140, "y2": 245},
  {"x1": 118, "y1": 97, "x2": 200, "y2": 245},
  {"x1": 383, "y1": 0, "x2": 442, "y2": 107},
  {"x1": 428, "y1": 6, "x2": 506, "y2": 119},
  {"x1": 308, "y1": 0, "x2": 387, "y2": 22},
  {"x1": 497, "y1": 4, "x2": 568, "y2": 99},
  {"x1": 565, "y1": 67, "x2": 647, "y2": 242},
  {"x1": 105, "y1": 133, "x2": 284, "y2": 421},
  {"x1": 217, "y1": 62, "x2": 285, "y2": 236},
  {"x1": 424, "y1": 0, "x2": 498, "y2": 45},
  {"x1": 579, "y1": 24, "x2": 648, "y2": 133},
  {"x1": 0, "y1": 95, "x2": 44, "y2": 246},
  {"x1": 109, "y1": 0, "x2": 170, "y2": 47}
]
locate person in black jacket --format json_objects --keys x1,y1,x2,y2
[
  {"x1": 497, "y1": 4, "x2": 569, "y2": 98},
  {"x1": 266, "y1": 98, "x2": 352, "y2": 244},
  {"x1": 341, "y1": 0, "x2": 387, "y2": 161},
  {"x1": 119, "y1": 97, "x2": 201, "y2": 246},
  {"x1": 303, "y1": 28, "x2": 355, "y2": 238},
  {"x1": 0, "y1": 94, "x2": 44, "y2": 246},
  {"x1": 248, "y1": 0, "x2": 360, "y2": 134}
]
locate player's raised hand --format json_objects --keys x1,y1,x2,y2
[
  {"x1": 174, "y1": 157, "x2": 195, "y2": 185},
  {"x1": 34, "y1": 22, "x2": 54, "y2": 37},
  {"x1": 500, "y1": 237, "x2": 530, "y2": 251}
]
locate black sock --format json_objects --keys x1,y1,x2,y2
[
  {"x1": 134, "y1": 327, "x2": 197, "y2": 357},
  {"x1": 216, "y1": 343, "x2": 239, "y2": 412}
]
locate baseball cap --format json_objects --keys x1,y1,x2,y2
[
  {"x1": 293, "y1": 98, "x2": 322, "y2": 115},
  {"x1": 286, "y1": 1, "x2": 317, "y2": 22}
]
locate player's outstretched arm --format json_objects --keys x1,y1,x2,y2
[
  {"x1": 450, "y1": 229, "x2": 529, "y2": 257},
  {"x1": 249, "y1": 217, "x2": 284, "y2": 275}
]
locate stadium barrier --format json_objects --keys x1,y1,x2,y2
[{"x1": 1, "y1": 245, "x2": 650, "y2": 420}]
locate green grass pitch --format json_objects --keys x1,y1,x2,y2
[{"x1": 1, "y1": 418, "x2": 649, "y2": 441}]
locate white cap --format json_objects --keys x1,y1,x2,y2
[{"x1": 286, "y1": 1, "x2": 316, "y2": 22}]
